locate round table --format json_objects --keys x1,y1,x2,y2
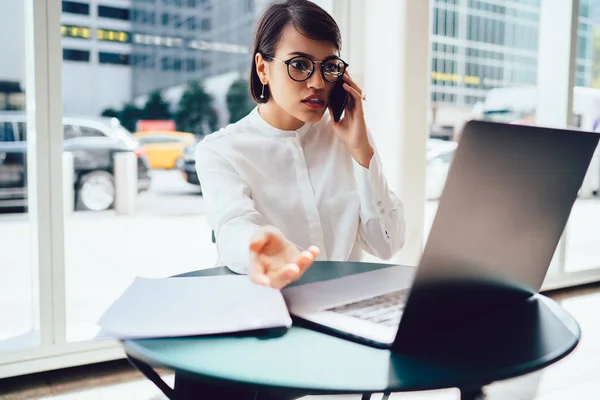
[{"x1": 124, "y1": 261, "x2": 580, "y2": 400}]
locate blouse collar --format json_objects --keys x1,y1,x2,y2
[{"x1": 248, "y1": 106, "x2": 314, "y2": 138}]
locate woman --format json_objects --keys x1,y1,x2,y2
[
  {"x1": 196, "y1": 0, "x2": 405, "y2": 289},
  {"x1": 185, "y1": 1, "x2": 406, "y2": 398}
]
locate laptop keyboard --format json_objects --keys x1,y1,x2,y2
[{"x1": 326, "y1": 289, "x2": 409, "y2": 327}]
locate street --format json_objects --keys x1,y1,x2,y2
[
  {"x1": 136, "y1": 169, "x2": 205, "y2": 217},
  {"x1": 1, "y1": 169, "x2": 600, "y2": 347}
]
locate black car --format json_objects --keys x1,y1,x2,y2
[
  {"x1": 0, "y1": 113, "x2": 151, "y2": 211},
  {"x1": 176, "y1": 143, "x2": 201, "y2": 192}
]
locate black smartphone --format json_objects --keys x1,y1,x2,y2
[{"x1": 329, "y1": 80, "x2": 348, "y2": 123}]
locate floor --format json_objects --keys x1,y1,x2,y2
[{"x1": 1, "y1": 283, "x2": 600, "y2": 400}]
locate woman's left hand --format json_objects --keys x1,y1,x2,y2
[{"x1": 329, "y1": 71, "x2": 374, "y2": 168}]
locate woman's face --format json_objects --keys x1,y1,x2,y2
[{"x1": 257, "y1": 25, "x2": 340, "y2": 127}]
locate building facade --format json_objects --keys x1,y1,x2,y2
[
  {"x1": 430, "y1": 0, "x2": 594, "y2": 108},
  {"x1": 0, "y1": 0, "x2": 596, "y2": 123}
]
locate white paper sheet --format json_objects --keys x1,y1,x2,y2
[{"x1": 97, "y1": 275, "x2": 292, "y2": 339}]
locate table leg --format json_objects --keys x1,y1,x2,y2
[
  {"x1": 459, "y1": 387, "x2": 485, "y2": 400},
  {"x1": 361, "y1": 394, "x2": 371, "y2": 400}
]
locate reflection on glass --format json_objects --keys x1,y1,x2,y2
[{"x1": 0, "y1": 2, "x2": 38, "y2": 352}]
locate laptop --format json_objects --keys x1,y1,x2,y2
[{"x1": 282, "y1": 120, "x2": 599, "y2": 349}]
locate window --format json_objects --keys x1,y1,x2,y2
[
  {"x1": 0, "y1": 122, "x2": 16, "y2": 142},
  {"x1": 79, "y1": 126, "x2": 105, "y2": 138},
  {"x1": 63, "y1": 124, "x2": 78, "y2": 140},
  {"x1": 578, "y1": 36, "x2": 588, "y2": 59},
  {"x1": 580, "y1": 0, "x2": 591, "y2": 17},
  {"x1": 186, "y1": 58, "x2": 196, "y2": 71},
  {"x1": 63, "y1": 49, "x2": 90, "y2": 62},
  {"x1": 97, "y1": 29, "x2": 131, "y2": 43},
  {"x1": 99, "y1": 52, "x2": 130, "y2": 65},
  {"x1": 147, "y1": 12, "x2": 156, "y2": 25},
  {"x1": 64, "y1": 124, "x2": 105, "y2": 139},
  {"x1": 98, "y1": 5, "x2": 130, "y2": 20},
  {"x1": 133, "y1": 54, "x2": 154, "y2": 69},
  {"x1": 467, "y1": 16, "x2": 505, "y2": 45},
  {"x1": 188, "y1": 17, "x2": 197, "y2": 30},
  {"x1": 433, "y1": 8, "x2": 458, "y2": 38},
  {"x1": 138, "y1": 136, "x2": 183, "y2": 144},
  {"x1": 201, "y1": 18, "x2": 211, "y2": 31},
  {"x1": 162, "y1": 13, "x2": 170, "y2": 26},
  {"x1": 465, "y1": 95, "x2": 484, "y2": 105},
  {"x1": 161, "y1": 57, "x2": 170, "y2": 71},
  {"x1": 468, "y1": 0, "x2": 506, "y2": 14},
  {"x1": 16, "y1": 122, "x2": 27, "y2": 141},
  {"x1": 62, "y1": 1, "x2": 90, "y2": 15},
  {"x1": 173, "y1": 58, "x2": 182, "y2": 71},
  {"x1": 61, "y1": 25, "x2": 91, "y2": 40}
]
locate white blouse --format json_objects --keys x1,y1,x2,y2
[{"x1": 195, "y1": 107, "x2": 406, "y2": 274}]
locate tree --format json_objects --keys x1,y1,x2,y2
[
  {"x1": 176, "y1": 80, "x2": 218, "y2": 136},
  {"x1": 101, "y1": 108, "x2": 119, "y2": 118},
  {"x1": 226, "y1": 78, "x2": 255, "y2": 123},
  {"x1": 119, "y1": 103, "x2": 143, "y2": 132},
  {"x1": 142, "y1": 90, "x2": 171, "y2": 120}
]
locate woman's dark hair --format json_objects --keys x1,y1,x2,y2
[{"x1": 250, "y1": 0, "x2": 342, "y2": 103}]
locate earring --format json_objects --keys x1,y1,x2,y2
[{"x1": 261, "y1": 83, "x2": 266, "y2": 100}]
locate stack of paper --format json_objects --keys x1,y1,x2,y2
[{"x1": 97, "y1": 275, "x2": 292, "y2": 339}]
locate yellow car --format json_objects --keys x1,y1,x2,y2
[{"x1": 133, "y1": 131, "x2": 196, "y2": 169}]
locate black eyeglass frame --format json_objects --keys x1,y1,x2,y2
[{"x1": 266, "y1": 54, "x2": 349, "y2": 83}]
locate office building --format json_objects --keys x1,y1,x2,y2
[
  {"x1": 430, "y1": 0, "x2": 593, "y2": 107},
  {"x1": 0, "y1": 0, "x2": 596, "y2": 122}
]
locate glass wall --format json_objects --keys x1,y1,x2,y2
[
  {"x1": 425, "y1": 0, "x2": 600, "y2": 285},
  {"x1": 59, "y1": 0, "x2": 272, "y2": 342},
  {"x1": 564, "y1": 0, "x2": 600, "y2": 273},
  {"x1": 0, "y1": 1, "x2": 39, "y2": 353},
  {"x1": 1, "y1": 0, "x2": 597, "y2": 379},
  {"x1": 426, "y1": 0, "x2": 544, "y2": 239}
]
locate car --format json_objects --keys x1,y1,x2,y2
[
  {"x1": 0, "y1": 113, "x2": 152, "y2": 211},
  {"x1": 176, "y1": 143, "x2": 201, "y2": 192},
  {"x1": 132, "y1": 131, "x2": 196, "y2": 170},
  {"x1": 426, "y1": 139, "x2": 458, "y2": 200}
]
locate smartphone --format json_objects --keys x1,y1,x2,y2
[{"x1": 329, "y1": 80, "x2": 348, "y2": 123}]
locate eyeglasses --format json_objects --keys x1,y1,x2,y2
[{"x1": 267, "y1": 55, "x2": 348, "y2": 83}]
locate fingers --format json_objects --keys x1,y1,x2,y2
[
  {"x1": 296, "y1": 246, "x2": 320, "y2": 273},
  {"x1": 248, "y1": 231, "x2": 320, "y2": 289},
  {"x1": 308, "y1": 245, "x2": 320, "y2": 258},
  {"x1": 267, "y1": 264, "x2": 300, "y2": 289},
  {"x1": 249, "y1": 250, "x2": 301, "y2": 289},
  {"x1": 343, "y1": 72, "x2": 363, "y2": 97},
  {"x1": 343, "y1": 82, "x2": 362, "y2": 102}
]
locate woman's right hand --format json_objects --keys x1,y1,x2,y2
[{"x1": 248, "y1": 226, "x2": 320, "y2": 289}]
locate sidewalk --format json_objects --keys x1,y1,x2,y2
[{"x1": 0, "y1": 211, "x2": 218, "y2": 343}]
